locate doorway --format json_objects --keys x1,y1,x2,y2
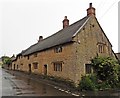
[
  {"x1": 44, "y1": 64, "x2": 47, "y2": 75},
  {"x1": 28, "y1": 64, "x2": 32, "y2": 74},
  {"x1": 17, "y1": 65, "x2": 18, "y2": 70},
  {"x1": 14, "y1": 64, "x2": 15, "y2": 70}
]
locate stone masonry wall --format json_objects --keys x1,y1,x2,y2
[{"x1": 72, "y1": 16, "x2": 116, "y2": 84}]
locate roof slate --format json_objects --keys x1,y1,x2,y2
[{"x1": 23, "y1": 16, "x2": 90, "y2": 56}]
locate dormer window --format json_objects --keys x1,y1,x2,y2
[{"x1": 54, "y1": 46, "x2": 62, "y2": 53}]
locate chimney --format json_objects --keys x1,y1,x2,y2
[
  {"x1": 87, "y1": 3, "x2": 96, "y2": 16},
  {"x1": 62, "y1": 16, "x2": 69, "y2": 28},
  {"x1": 38, "y1": 36, "x2": 43, "y2": 42}
]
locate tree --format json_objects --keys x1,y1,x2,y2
[{"x1": 1, "y1": 56, "x2": 12, "y2": 69}]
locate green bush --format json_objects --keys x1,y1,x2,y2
[
  {"x1": 78, "y1": 75, "x2": 97, "y2": 91},
  {"x1": 78, "y1": 56, "x2": 120, "y2": 91},
  {"x1": 91, "y1": 56, "x2": 119, "y2": 85},
  {"x1": 116, "y1": 82, "x2": 120, "y2": 88},
  {"x1": 91, "y1": 56, "x2": 120, "y2": 89},
  {"x1": 97, "y1": 81, "x2": 111, "y2": 90}
]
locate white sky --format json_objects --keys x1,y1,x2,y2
[{"x1": 0, "y1": 0, "x2": 119, "y2": 57}]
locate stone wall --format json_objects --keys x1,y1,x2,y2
[{"x1": 72, "y1": 16, "x2": 116, "y2": 84}]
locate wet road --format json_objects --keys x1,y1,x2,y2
[
  {"x1": 1, "y1": 67, "x2": 120, "y2": 97},
  {"x1": 1, "y1": 68, "x2": 73, "y2": 96}
]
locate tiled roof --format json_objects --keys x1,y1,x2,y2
[{"x1": 23, "y1": 16, "x2": 90, "y2": 56}]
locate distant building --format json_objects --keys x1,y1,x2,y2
[
  {"x1": 12, "y1": 3, "x2": 117, "y2": 85},
  {"x1": 116, "y1": 53, "x2": 120, "y2": 61}
]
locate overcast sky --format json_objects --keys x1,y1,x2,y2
[{"x1": 0, "y1": 0, "x2": 119, "y2": 57}]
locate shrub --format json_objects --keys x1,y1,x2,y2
[
  {"x1": 91, "y1": 56, "x2": 120, "y2": 88},
  {"x1": 97, "y1": 81, "x2": 111, "y2": 90},
  {"x1": 78, "y1": 75, "x2": 97, "y2": 91}
]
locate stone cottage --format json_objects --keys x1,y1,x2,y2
[{"x1": 12, "y1": 3, "x2": 117, "y2": 85}]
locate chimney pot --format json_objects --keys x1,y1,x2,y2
[
  {"x1": 89, "y1": 3, "x2": 92, "y2": 8},
  {"x1": 38, "y1": 36, "x2": 43, "y2": 42},
  {"x1": 62, "y1": 16, "x2": 69, "y2": 29},
  {"x1": 87, "y1": 3, "x2": 96, "y2": 16},
  {"x1": 65, "y1": 16, "x2": 67, "y2": 19}
]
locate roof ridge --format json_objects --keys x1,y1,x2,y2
[
  {"x1": 39, "y1": 16, "x2": 89, "y2": 43},
  {"x1": 23, "y1": 16, "x2": 90, "y2": 55}
]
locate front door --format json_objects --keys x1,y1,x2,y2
[{"x1": 44, "y1": 65, "x2": 47, "y2": 75}]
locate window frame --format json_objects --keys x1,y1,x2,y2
[
  {"x1": 27, "y1": 55, "x2": 29, "y2": 60},
  {"x1": 85, "y1": 64, "x2": 92, "y2": 74},
  {"x1": 33, "y1": 62, "x2": 38, "y2": 69},
  {"x1": 53, "y1": 62, "x2": 62, "y2": 72},
  {"x1": 97, "y1": 42, "x2": 106, "y2": 53}
]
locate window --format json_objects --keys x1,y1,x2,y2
[
  {"x1": 54, "y1": 46, "x2": 62, "y2": 53},
  {"x1": 85, "y1": 64, "x2": 92, "y2": 74},
  {"x1": 97, "y1": 42, "x2": 106, "y2": 53},
  {"x1": 34, "y1": 53, "x2": 37, "y2": 57},
  {"x1": 98, "y1": 44, "x2": 105, "y2": 53},
  {"x1": 53, "y1": 62, "x2": 62, "y2": 71},
  {"x1": 18, "y1": 56, "x2": 20, "y2": 59},
  {"x1": 33, "y1": 62, "x2": 38, "y2": 69},
  {"x1": 17, "y1": 65, "x2": 18, "y2": 70},
  {"x1": 21, "y1": 56, "x2": 23, "y2": 58},
  {"x1": 27, "y1": 55, "x2": 29, "y2": 60}
]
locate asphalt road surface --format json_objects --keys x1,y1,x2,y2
[
  {"x1": 1, "y1": 67, "x2": 120, "y2": 97},
  {"x1": 1, "y1": 68, "x2": 72, "y2": 96}
]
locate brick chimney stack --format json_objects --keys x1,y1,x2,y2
[
  {"x1": 38, "y1": 36, "x2": 43, "y2": 42},
  {"x1": 87, "y1": 3, "x2": 96, "y2": 16},
  {"x1": 62, "y1": 16, "x2": 69, "y2": 29}
]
